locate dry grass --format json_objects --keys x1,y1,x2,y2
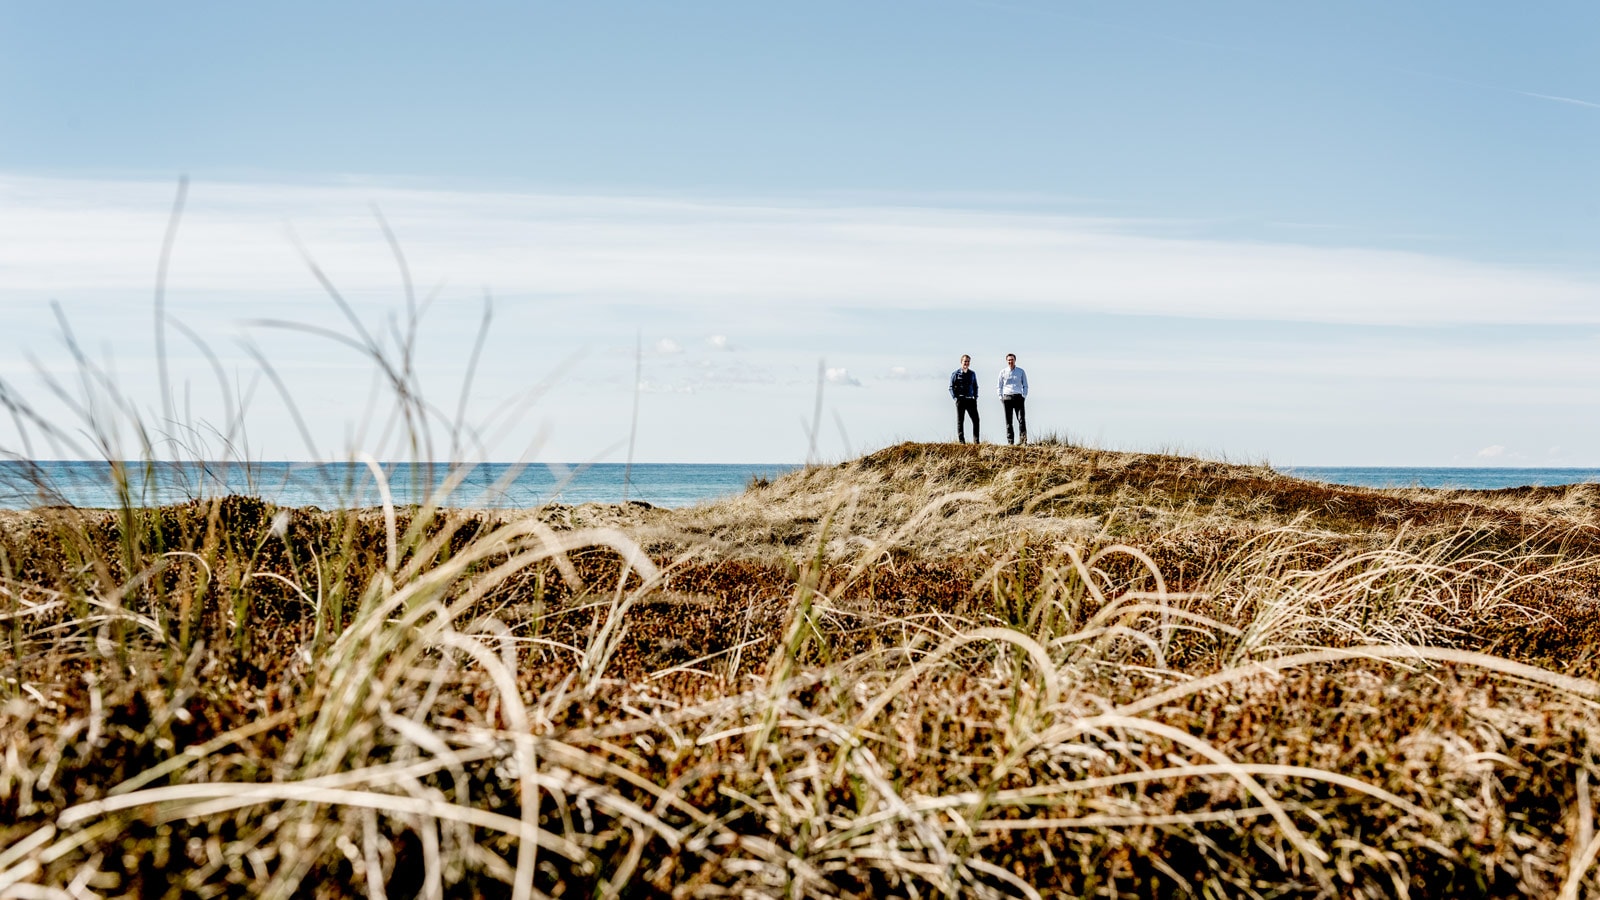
[{"x1": 2, "y1": 443, "x2": 1600, "y2": 898}]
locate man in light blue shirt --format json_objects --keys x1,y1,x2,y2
[{"x1": 997, "y1": 353, "x2": 1028, "y2": 445}]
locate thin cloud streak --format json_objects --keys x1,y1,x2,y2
[
  {"x1": 1, "y1": 174, "x2": 1597, "y2": 330},
  {"x1": 1517, "y1": 90, "x2": 1600, "y2": 110}
]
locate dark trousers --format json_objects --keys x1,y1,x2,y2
[
  {"x1": 955, "y1": 397, "x2": 979, "y2": 442},
  {"x1": 1002, "y1": 395, "x2": 1027, "y2": 444}
]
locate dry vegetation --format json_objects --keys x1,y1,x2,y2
[{"x1": 5, "y1": 441, "x2": 1600, "y2": 898}]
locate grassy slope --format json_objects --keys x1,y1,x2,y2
[{"x1": 4, "y1": 442, "x2": 1600, "y2": 898}]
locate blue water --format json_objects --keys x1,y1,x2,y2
[
  {"x1": 0, "y1": 461, "x2": 797, "y2": 510},
  {"x1": 4, "y1": 461, "x2": 1599, "y2": 511},
  {"x1": 1281, "y1": 467, "x2": 1600, "y2": 491}
]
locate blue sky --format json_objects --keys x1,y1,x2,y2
[{"x1": 1, "y1": 2, "x2": 1597, "y2": 464}]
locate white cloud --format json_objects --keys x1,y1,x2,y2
[
  {"x1": 694, "y1": 361, "x2": 777, "y2": 386},
  {"x1": 1, "y1": 173, "x2": 1597, "y2": 328},
  {"x1": 1477, "y1": 444, "x2": 1506, "y2": 459},
  {"x1": 638, "y1": 379, "x2": 693, "y2": 394},
  {"x1": 9, "y1": 173, "x2": 1600, "y2": 466}
]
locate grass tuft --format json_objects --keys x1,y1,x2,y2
[{"x1": 5, "y1": 440, "x2": 1600, "y2": 896}]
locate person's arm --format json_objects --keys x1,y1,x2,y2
[
  {"x1": 1020, "y1": 369, "x2": 1028, "y2": 398},
  {"x1": 949, "y1": 371, "x2": 957, "y2": 399},
  {"x1": 996, "y1": 370, "x2": 1004, "y2": 398}
]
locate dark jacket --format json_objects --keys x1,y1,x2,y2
[{"x1": 950, "y1": 368, "x2": 979, "y2": 400}]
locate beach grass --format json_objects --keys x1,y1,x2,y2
[
  {"x1": 4, "y1": 440, "x2": 1600, "y2": 898},
  {"x1": 3, "y1": 246, "x2": 1598, "y2": 898}
]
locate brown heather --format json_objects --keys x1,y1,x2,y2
[{"x1": 5, "y1": 441, "x2": 1600, "y2": 898}]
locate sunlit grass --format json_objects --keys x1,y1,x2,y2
[
  {"x1": 6, "y1": 435, "x2": 1600, "y2": 896},
  {"x1": 3, "y1": 258, "x2": 1600, "y2": 896}
]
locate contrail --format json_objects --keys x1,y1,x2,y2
[{"x1": 1517, "y1": 90, "x2": 1600, "y2": 110}]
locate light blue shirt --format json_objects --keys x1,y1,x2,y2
[{"x1": 997, "y1": 365, "x2": 1028, "y2": 399}]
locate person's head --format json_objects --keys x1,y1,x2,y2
[
  {"x1": 960, "y1": 354, "x2": 971, "y2": 370},
  {"x1": 1006, "y1": 353, "x2": 1017, "y2": 368}
]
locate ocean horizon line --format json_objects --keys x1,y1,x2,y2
[
  {"x1": 0, "y1": 459, "x2": 801, "y2": 467},
  {"x1": 4, "y1": 459, "x2": 1600, "y2": 511},
  {"x1": 4, "y1": 459, "x2": 1600, "y2": 471}
]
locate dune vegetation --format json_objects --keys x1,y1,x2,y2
[{"x1": 4, "y1": 439, "x2": 1600, "y2": 898}]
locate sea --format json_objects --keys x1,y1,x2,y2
[
  {"x1": 1280, "y1": 467, "x2": 1600, "y2": 491},
  {"x1": 0, "y1": 461, "x2": 797, "y2": 511},
  {"x1": 1, "y1": 460, "x2": 1598, "y2": 511}
]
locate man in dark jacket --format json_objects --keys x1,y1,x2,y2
[{"x1": 949, "y1": 354, "x2": 980, "y2": 443}]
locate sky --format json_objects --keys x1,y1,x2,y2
[{"x1": 1, "y1": 1, "x2": 1597, "y2": 465}]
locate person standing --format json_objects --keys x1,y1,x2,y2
[
  {"x1": 949, "y1": 354, "x2": 980, "y2": 443},
  {"x1": 997, "y1": 353, "x2": 1028, "y2": 445}
]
